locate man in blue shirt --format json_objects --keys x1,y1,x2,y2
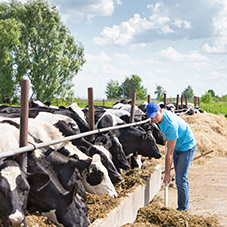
[{"x1": 147, "y1": 102, "x2": 197, "y2": 211}]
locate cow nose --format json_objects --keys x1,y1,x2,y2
[{"x1": 9, "y1": 210, "x2": 24, "y2": 225}]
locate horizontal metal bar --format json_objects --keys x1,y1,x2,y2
[{"x1": 0, "y1": 118, "x2": 151, "y2": 158}]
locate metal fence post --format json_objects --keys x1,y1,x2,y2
[
  {"x1": 19, "y1": 80, "x2": 29, "y2": 172},
  {"x1": 130, "y1": 93, "x2": 136, "y2": 123},
  {"x1": 176, "y1": 94, "x2": 179, "y2": 110},
  {"x1": 148, "y1": 95, "x2": 151, "y2": 103},
  {"x1": 88, "y1": 87, "x2": 95, "y2": 130},
  {"x1": 164, "y1": 93, "x2": 167, "y2": 108}
]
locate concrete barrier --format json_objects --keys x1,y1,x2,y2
[{"x1": 90, "y1": 164, "x2": 162, "y2": 227}]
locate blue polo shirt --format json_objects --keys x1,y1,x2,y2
[{"x1": 158, "y1": 110, "x2": 196, "y2": 151}]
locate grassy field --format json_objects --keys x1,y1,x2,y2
[
  {"x1": 200, "y1": 101, "x2": 227, "y2": 117},
  {"x1": 75, "y1": 98, "x2": 227, "y2": 118}
]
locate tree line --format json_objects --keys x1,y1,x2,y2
[{"x1": 105, "y1": 74, "x2": 196, "y2": 101}]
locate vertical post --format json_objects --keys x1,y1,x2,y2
[
  {"x1": 194, "y1": 96, "x2": 197, "y2": 108},
  {"x1": 19, "y1": 80, "x2": 29, "y2": 172},
  {"x1": 181, "y1": 95, "x2": 183, "y2": 109},
  {"x1": 185, "y1": 96, "x2": 188, "y2": 109},
  {"x1": 88, "y1": 87, "x2": 95, "y2": 130},
  {"x1": 164, "y1": 143, "x2": 168, "y2": 206},
  {"x1": 57, "y1": 98, "x2": 59, "y2": 106},
  {"x1": 176, "y1": 94, "x2": 179, "y2": 110},
  {"x1": 148, "y1": 95, "x2": 151, "y2": 103},
  {"x1": 130, "y1": 92, "x2": 136, "y2": 123},
  {"x1": 164, "y1": 93, "x2": 167, "y2": 109},
  {"x1": 9, "y1": 98, "x2": 12, "y2": 106},
  {"x1": 103, "y1": 99, "x2": 105, "y2": 107},
  {"x1": 198, "y1": 97, "x2": 200, "y2": 107}
]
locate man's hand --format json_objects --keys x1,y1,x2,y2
[{"x1": 163, "y1": 171, "x2": 171, "y2": 183}]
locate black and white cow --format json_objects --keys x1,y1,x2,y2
[
  {"x1": 90, "y1": 109, "x2": 162, "y2": 159},
  {"x1": 112, "y1": 103, "x2": 145, "y2": 121},
  {"x1": 112, "y1": 126, "x2": 162, "y2": 159},
  {"x1": 0, "y1": 117, "x2": 119, "y2": 197},
  {"x1": 0, "y1": 159, "x2": 30, "y2": 227},
  {"x1": 82, "y1": 154, "x2": 117, "y2": 198},
  {"x1": 43, "y1": 148, "x2": 118, "y2": 199},
  {"x1": 139, "y1": 122, "x2": 165, "y2": 146},
  {"x1": 94, "y1": 132, "x2": 130, "y2": 172},
  {"x1": 0, "y1": 119, "x2": 91, "y2": 226},
  {"x1": 27, "y1": 150, "x2": 91, "y2": 227},
  {"x1": 0, "y1": 107, "x2": 123, "y2": 184},
  {"x1": 37, "y1": 115, "x2": 123, "y2": 185}
]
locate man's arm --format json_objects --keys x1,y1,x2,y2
[{"x1": 163, "y1": 139, "x2": 176, "y2": 183}]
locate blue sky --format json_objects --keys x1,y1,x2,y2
[{"x1": 2, "y1": 0, "x2": 227, "y2": 99}]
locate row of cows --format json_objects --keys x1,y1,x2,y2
[{"x1": 0, "y1": 100, "x2": 166, "y2": 227}]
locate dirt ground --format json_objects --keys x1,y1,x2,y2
[
  {"x1": 157, "y1": 155, "x2": 227, "y2": 227},
  {"x1": 156, "y1": 112, "x2": 227, "y2": 227}
]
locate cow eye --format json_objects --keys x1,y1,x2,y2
[{"x1": 83, "y1": 168, "x2": 88, "y2": 175}]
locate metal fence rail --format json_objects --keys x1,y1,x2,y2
[{"x1": 0, "y1": 118, "x2": 151, "y2": 158}]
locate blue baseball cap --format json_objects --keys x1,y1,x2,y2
[{"x1": 146, "y1": 102, "x2": 160, "y2": 118}]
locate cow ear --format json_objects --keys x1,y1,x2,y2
[
  {"x1": 69, "y1": 158, "x2": 91, "y2": 173},
  {"x1": 28, "y1": 173, "x2": 50, "y2": 191}
]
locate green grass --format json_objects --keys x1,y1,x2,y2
[{"x1": 200, "y1": 101, "x2": 227, "y2": 117}]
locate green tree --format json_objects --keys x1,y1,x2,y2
[
  {"x1": 208, "y1": 89, "x2": 215, "y2": 97},
  {"x1": 182, "y1": 85, "x2": 194, "y2": 99},
  {"x1": 105, "y1": 80, "x2": 120, "y2": 99},
  {"x1": 119, "y1": 74, "x2": 147, "y2": 99},
  {"x1": 0, "y1": 0, "x2": 85, "y2": 102},
  {"x1": 154, "y1": 85, "x2": 165, "y2": 100},
  {"x1": 0, "y1": 18, "x2": 21, "y2": 102},
  {"x1": 201, "y1": 92, "x2": 212, "y2": 103}
]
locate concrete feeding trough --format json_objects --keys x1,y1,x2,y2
[{"x1": 90, "y1": 164, "x2": 162, "y2": 227}]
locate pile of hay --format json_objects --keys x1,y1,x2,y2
[
  {"x1": 181, "y1": 112, "x2": 227, "y2": 156},
  {"x1": 121, "y1": 197, "x2": 219, "y2": 227},
  {"x1": 87, "y1": 158, "x2": 158, "y2": 223},
  {"x1": 0, "y1": 212, "x2": 57, "y2": 227},
  {"x1": 25, "y1": 212, "x2": 57, "y2": 227}
]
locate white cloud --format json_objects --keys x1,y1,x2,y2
[
  {"x1": 115, "y1": 0, "x2": 122, "y2": 6},
  {"x1": 160, "y1": 47, "x2": 208, "y2": 62},
  {"x1": 202, "y1": 0, "x2": 227, "y2": 53},
  {"x1": 93, "y1": 11, "x2": 174, "y2": 45},
  {"x1": 85, "y1": 51, "x2": 112, "y2": 63},
  {"x1": 93, "y1": 2, "x2": 194, "y2": 46},
  {"x1": 93, "y1": 14, "x2": 141, "y2": 45},
  {"x1": 113, "y1": 52, "x2": 138, "y2": 66},
  {"x1": 172, "y1": 19, "x2": 191, "y2": 29},
  {"x1": 51, "y1": 0, "x2": 117, "y2": 22}
]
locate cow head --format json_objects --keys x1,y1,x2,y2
[
  {"x1": 82, "y1": 154, "x2": 118, "y2": 198},
  {"x1": 89, "y1": 145, "x2": 122, "y2": 184},
  {"x1": 27, "y1": 170, "x2": 90, "y2": 227},
  {"x1": 108, "y1": 134, "x2": 130, "y2": 172},
  {"x1": 0, "y1": 160, "x2": 30, "y2": 227},
  {"x1": 116, "y1": 127, "x2": 162, "y2": 159},
  {"x1": 95, "y1": 133, "x2": 130, "y2": 172},
  {"x1": 140, "y1": 122, "x2": 165, "y2": 145},
  {"x1": 140, "y1": 133, "x2": 162, "y2": 158}
]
